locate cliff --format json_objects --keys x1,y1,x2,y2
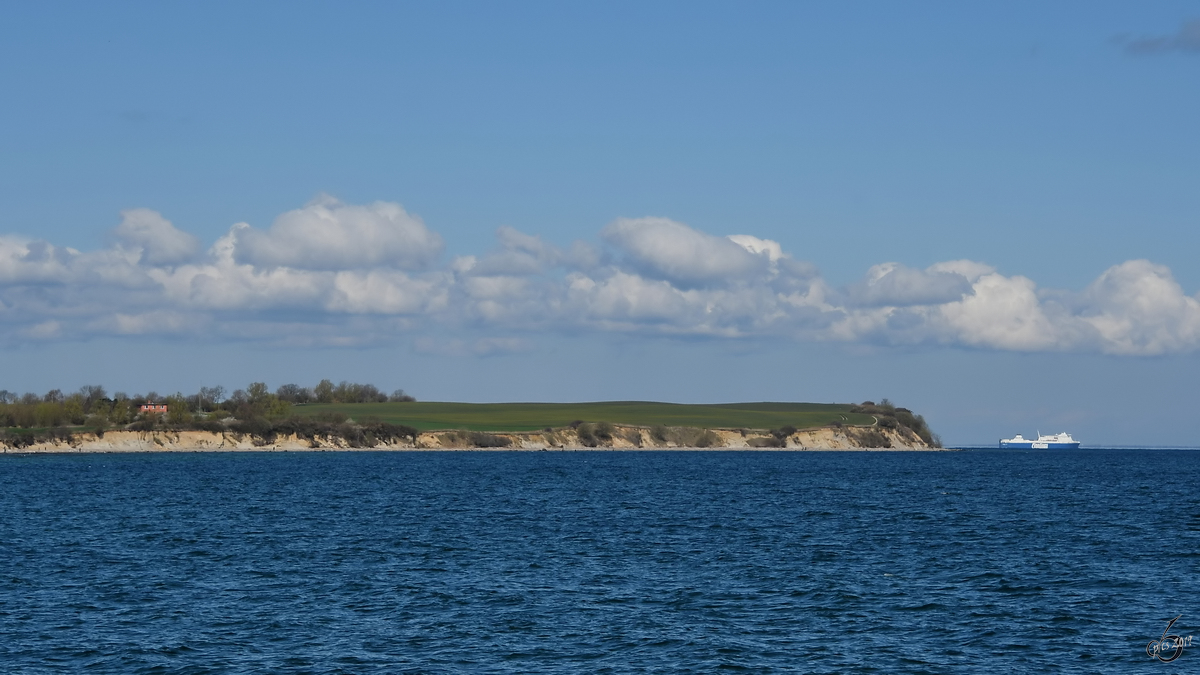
[{"x1": 1, "y1": 423, "x2": 940, "y2": 453}]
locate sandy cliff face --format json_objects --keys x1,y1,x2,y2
[{"x1": 2, "y1": 424, "x2": 937, "y2": 452}]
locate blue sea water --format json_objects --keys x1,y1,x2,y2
[{"x1": 1, "y1": 449, "x2": 1197, "y2": 673}]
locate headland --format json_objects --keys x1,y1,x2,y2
[{"x1": 2, "y1": 396, "x2": 944, "y2": 452}]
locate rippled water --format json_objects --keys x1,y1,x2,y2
[{"x1": 2, "y1": 449, "x2": 1197, "y2": 673}]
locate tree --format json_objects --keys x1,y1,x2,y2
[
  {"x1": 63, "y1": 394, "x2": 86, "y2": 424},
  {"x1": 390, "y1": 389, "x2": 416, "y2": 402},
  {"x1": 35, "y1": 403, "x2": 64, "y2": 427},
  {"x1": 246, "y1": 382, "x2": 270, "y2": 406},
  {"x1": 166, "y1": 394, "x2": 193, "y2": 425},
  {"x1": 79, "y1": 385, "x2": 106, "y2": 413},
  {"x1": 276, "y1": 383, "x2": 312, "y2": 404},
  {"x1": 198, "y1": 385, "x2": 225, "y2": 411},
  {"x1": 314, "y1": 379, "x2": 334, "y2": 404},
  {"x1": 111, "y1": 398, "x2": 133, "y2": 425}
]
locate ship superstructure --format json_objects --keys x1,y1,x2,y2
[{"x1": 1000, "y1": 432, "x2": 1080, "y2": 449}]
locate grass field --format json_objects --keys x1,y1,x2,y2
[{"x1": 288, "y1": 401, "x2": 875, "y2": 432}]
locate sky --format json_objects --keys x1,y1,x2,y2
[{"x1": 1, "y1": 1, "x2": 1199, "y2": 446}]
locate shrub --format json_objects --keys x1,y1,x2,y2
[
  {"x1": 771, "y1": 425, "x2": 797, "y2": 440},
  {"x1": 595, "y1": 422, "x2": 615, "y2": 441},
  {"x1": 129, "y1": 417, "x2": 157, "y2": 432},
  {"x1": 468, "y1": 432, "x2": 511, "y2": 448},
  {"x1": 576, "y1": 423, "x2": 599, "y2": 447},
  {"x1": 191, "y1": 420, "x2": 226, "y2": 433},
  {"x1": 438, "y1": 430, "x2": 511, "y2": 448},
  {"x1": 229, "y1": 417, "x2": 275, "y2": 445},
  {"x1": 668, "y1": 427, "x2": 717, "y2": 447},
  {"x1": 748, "y1": 436, "x2": 785, "y2": 448},
  {"x1": 854, "y1": 428, "x2": 892, "y2": 448}
]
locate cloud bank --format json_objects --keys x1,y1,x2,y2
[
  {"x1": 1117, "y1": 19, "x2": 1200, "y2": 55},
  {"x1": 3, "y1": 196, "x2": 1199, "y2": 355}
]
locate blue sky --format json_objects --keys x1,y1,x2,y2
[{"x1": 2, "y1": 2, "x2": 1199, "y2": 445}]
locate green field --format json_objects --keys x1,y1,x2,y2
[{"x1": 289, "y1": 401, "x2": 874, "y2": 432}]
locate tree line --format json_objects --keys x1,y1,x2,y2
[{"x1": 0, "y1": 380, "x2": 415, "y2": 430}]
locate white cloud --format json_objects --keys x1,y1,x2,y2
[
  {"x1": 113, "y1": 208, "x2": 200, "y2": 265},
  {"x1": 1077, "y1": 260, "x2": 1200, "y2": 355},
  {"x1": 3, "y1": 197, "x2": 1200, "y2": 356},
  {"x1": 935, "y1": 272, "x2": 1064, "y2": 351},
  {"x1": 89, "y1": 310, "x2": 202, "y2": 336},
  {"x1": 601, "y1": 217, "x2": 767, "y2": 287},
  {"x1": 21, "y1": 320, "x2": 62, "y2": 339},
  {"x1": 847, "y1": 263, "x2": 973, "y2": 307},
  {"x1": 0, "y1": 237, "x2": 74, "y2": 284},
  {"x1": 727, "y1": 234, "x2": 784, "y2": 262},
  {"x1": 233, "y1": 194, "x2": 444, "y2": 270},
  {"x1": 927, "y1": 259, "x2": 995, "y2": 283},
  {"x1": 464, "y1": 225, "x2": 569, "y2": 276}
]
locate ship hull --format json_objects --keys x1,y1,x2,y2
[{"x1": 999, "y1": 440, "x2": 1081, "y2": 449}]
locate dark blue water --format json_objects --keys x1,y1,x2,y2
[{"x1": 1, "y1": 450, "x2": 1197, "y2": 673}]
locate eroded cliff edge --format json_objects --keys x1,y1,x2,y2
[{"x1": 2, "y1": 423, "x2": 942, "y2": 453}]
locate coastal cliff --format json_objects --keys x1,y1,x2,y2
[{"x1": 1, "y1": 423, "x2": 939, "y2": 453}]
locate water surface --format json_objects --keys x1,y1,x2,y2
[{"x1": 1, "y1": 449, "x2": 1196, "y2": 672}]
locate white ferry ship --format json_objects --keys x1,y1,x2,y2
[{"x1": 999, "y1": 432, "x2": 1080, "y2": 449}]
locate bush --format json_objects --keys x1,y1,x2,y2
[
  {"x1": 575, "y1": 423, "x2": 599, "y2": 447},
  {"x1": 595, "y1": 422, "x2": 615, "y2": 441},
  {"x1": 129, "y1": 417, "x2": 157, "y2": 432},
  {"x1": 748, "y1": 436, "x2": 785, "y2": 448},
  {"x1": 438, "y1": 430, "x2": 512, "y2": 448},
  {"x1": 771, "y1": 425, "x2": 797, "y2": 440},
  {"x1": 190, "y1": 420, "x2": 226, "y2": 433},
  {"x1": 854, "y1": 428, "x2": 892, "y2": 448},
  {"x1": 468, "y1": 432, "x2": 511, "y2": 448}
]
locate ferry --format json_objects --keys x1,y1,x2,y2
[{"x1": 999, "y1": 432, "x2": 1080, "y2": 449}]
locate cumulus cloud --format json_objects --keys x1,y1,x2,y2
[
  {"x1": 2, "y1": 196, "x2": 1200, "y2": 356},
  {"x1": 846, "y1": 263, "x2": 973, "y2": 307},
  {"x1": 1117, "y1": 19, "x2": 1200, "y2": 55},
  {"x1": 233, "y1": 194, "x2": 444, "y2": 270},
  {"x1": 1077, "y1": 260, "x2": 1200, "y2": 355},
  {"x1": 113, "y1": 208, "x2": 200, "y2": 265},
  {"x1": 601, "y1": 217, "x2": 768, "y2": 287}
]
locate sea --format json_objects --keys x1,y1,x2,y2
[{"x1": 1, "y1": 449, "x2": 1197, "y2": 673}]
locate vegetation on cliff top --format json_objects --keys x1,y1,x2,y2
[
  {"x1": 0, "y1": 380, "x2": 417, "y2": 448},
  {"x1": 1, "y1": 382, "x2": 938, "y2": 448},
  {"x1": 287, "y1": 401, "x2": 876, "y2": 432}
]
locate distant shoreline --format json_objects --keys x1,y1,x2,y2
[
  {"x1": 0, "y1": 424, "x2": 938, "y2": 453},
  {"x1": 3, "y1": 446, "x2": 957, "y2": 455}
]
